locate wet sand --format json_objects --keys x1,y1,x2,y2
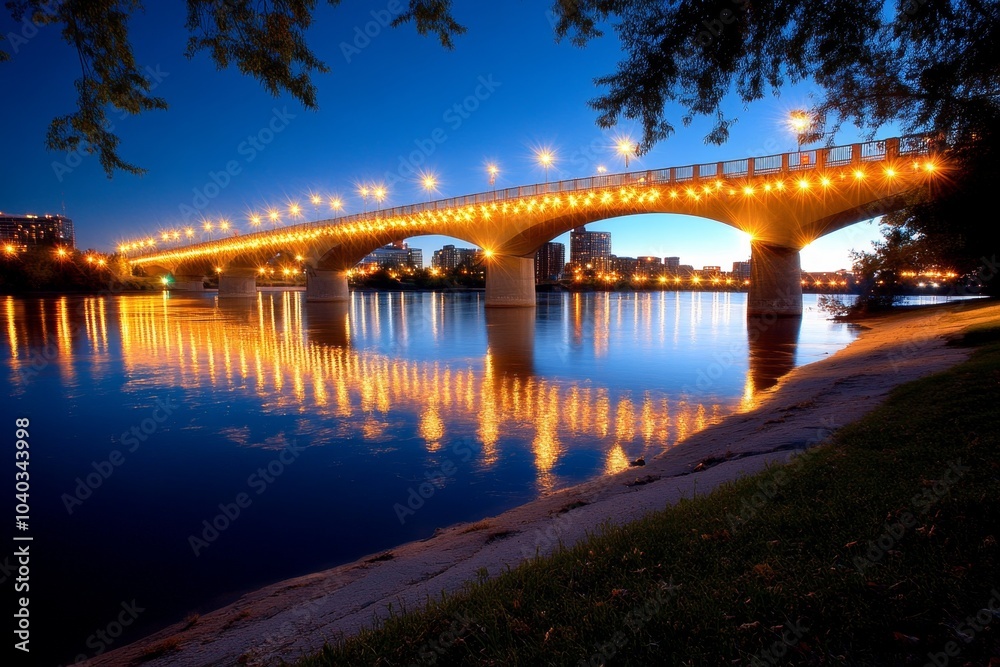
[{"x1": 94, "y1": 299, "x2": 1000, "y2": 667}]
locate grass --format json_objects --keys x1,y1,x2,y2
[{"x1": 295, "y1": 326, "x2": 1000, "y2": 666}]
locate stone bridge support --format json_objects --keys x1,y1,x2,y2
[
  {"x1": 485, "y1": 255, "x2": 536, "y2": 308},
  {"x1": 747, "y1": 241, "x2": 803, "y2": 317},
  {"x1": 218, "y1": 268, "x2": 258, "y2": 297},
  {"x1": 170, "y1": 275, "x2": 206, "y2": 291},
  {"x1": 306, "y1": 269, "x2": 349, "y2": 302}
]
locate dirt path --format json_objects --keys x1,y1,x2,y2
[{"x1": 93, "y1": 299, "x2": 1000, "y2": 667}]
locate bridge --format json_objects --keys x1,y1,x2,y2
[{"x1": 125, "y1": 136, "x2": 943, "y2": 316}]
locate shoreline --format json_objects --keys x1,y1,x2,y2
[{"x1": 94, "y1": 299, "x2": 1000, "y2": 667}]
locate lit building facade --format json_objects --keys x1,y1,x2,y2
[
  {"x1": 1, "y1": 213, "x2": 75, "y2": 251},
  {"x1": 636, "y1": 256, "x2": 663, "y2": 278},
  {"x1": 732, "y1": 260, "x2": 752, "y2": 282},
  {"x1": 432, "y1": 244, "x2": 481, "y2": 270},
  {"x1": 569, "y1": 226, "x2": 612, "y2": 274},
  {"x1": 534, "y1": 242, "x2": 565, "y2": 282},
  {"x1": 358, "y1": 242, "x2": 423, "y2": 271}
]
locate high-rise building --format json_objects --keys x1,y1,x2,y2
[
  {"x1": 570, "y1": 226, "x2": 612, "y2": 274},
  {"x1": 432, "y1": 244, "x2": 481, "y2": 270},
  {"x1": 0, "y1": 213, "x2": 75, "y2": 251},
  {"x1": 732, "y1": 260, "x2": 751, "y2": 282},
  {"x1": 535, "y1": 242, "x2": 565, "y2": 282},
  {"x1": 611, "y1": 255, "x2": 638, "y2": 277},
  {"x1": 637, "y1": 256, "x2": 662, "y2": 277},
  {"x1": 358, "y1": 242, "x2": 423, "y2": 271},
  {"x1": 664, "y1": 257, "x2": 680, "y2": 273}
]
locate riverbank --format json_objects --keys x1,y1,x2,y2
[{"x1": 94, "y1": 298, "x2": 1000, "y2": 666}]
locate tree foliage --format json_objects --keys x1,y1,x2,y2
[
  {"x1": 4, "y1": 1, "x2": 997, "y2": 173},
  {"x1": 2, "y1": 0, "x2": 465, "y2": 177}
]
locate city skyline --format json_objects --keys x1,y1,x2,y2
[{"x1": 1, "y1": 4, "x2": 893, "y2": 272}]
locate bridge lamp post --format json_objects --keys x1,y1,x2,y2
[
  {"x1": 358, "y1": 185, "x2": 371, "y2": 215},
  {"x1": 372, "y1": 185, "x2": 387, "y2": 215},
  {"x1": 421, "y1": 174, "x2": 438, "y2": 202},
  {"x1": 616, "y1": 138, "x2": 638, "y2": 170},
  {"x1": 329, "y1": 197, "x2": 344, "y2": 215},
  {"x1": 536, "y1": 150, "x2": 555, "y2": 183},
  {"x1": 487, "y1": 164, "x2": 499, "y2": 190},
  {"x1": 202, "y1": 221, "x2": 214, "y2": 240},
  {"x1": 268, "y1": 209, "x2": 281, "y2": 227},
  {"x1": 788, "y1": 110, "x2": 811, "y2": 151}
]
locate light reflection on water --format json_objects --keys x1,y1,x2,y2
[{"x1": 5, "y1": 289, "x2": 861, "y2": 664}]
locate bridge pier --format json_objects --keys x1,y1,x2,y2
[
  {"x1": 485, "y1": 255, "x2": 536, "y2": 308},
  {"x1": 306, "y1": 269, "x2": 349, "y2": 302},
  {"x1": 218, "y1": 269, "x2": 258, "y2": 297},
  {"x1": 170, "y1": 275, "x2": 206, "y2": 291},
  {"x1": 747, "y1": 242, "x2": 803, "y2": 317}
]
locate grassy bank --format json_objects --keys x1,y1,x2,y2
[{"x1": 298, "y1": 325, "x2": 1000, "y2": 666}]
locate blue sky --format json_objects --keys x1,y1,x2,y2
[{"x1": 1, "y1": 3, "x2": 892, "y2": 271}]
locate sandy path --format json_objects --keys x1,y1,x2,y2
[{"x1": 93, "y1": 299, "x2": 999, "y2": 667}]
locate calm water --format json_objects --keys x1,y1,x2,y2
[{"x1": 3, "y1": 290, "x2": 886, "y2": 663}]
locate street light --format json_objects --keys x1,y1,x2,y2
[
  {"x1": 615, "y1": 136, "x2": 637, "y2": 169},
  {"x1": 487, "y1": 163, "x2": 499, "y2": 190},
  {"x1": 788, "y1": 110, "x2": 811, "y2": 151},
  {"x1": 358, "y1": 184, "x2": 371, "y2": 215},
  {"x1": 372, "y1": 184, "x2": 387, "y2": 214},
  {"x1": 419, "y1": 172, "x2": 438, "y2": 202},
  {"x1": 535, "y1": 149, "x2": 555, "y2": 183},
  {"x1": 329, "y1": 197, "x2": 344, "y2": 215}
]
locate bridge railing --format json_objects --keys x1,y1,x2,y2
[{"x1": 130, "y1": 135, "x2": 933, "y2": 260}]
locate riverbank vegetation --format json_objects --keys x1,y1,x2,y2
[
  {"x1": 0, "y1": 245, "x2": 156, "y2": 293},
  {"x1": 298, "y1": 319, "x2": 1000, "y2": 665}
]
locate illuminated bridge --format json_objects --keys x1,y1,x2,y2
[{"x1": 126, "y1": 136, "x2": 943, "y2": 316}]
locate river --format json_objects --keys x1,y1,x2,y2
[{"x1": 3, "y1": 289, "x2": 944, "y2": 664}]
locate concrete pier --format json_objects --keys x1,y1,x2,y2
[
  {"x1": 485, "y1": 255, "x2": 536, "y2": 308},
  {"x1": 170, "y1": 275, "x2": 205, "y2": 291},
  {"x1": 218, "y1": 269, "x2": 258, "y2": 298},
  {"x1": 306, "y1": 269, "x2": 349, "y2": 302},
  {"x1": 747, "y1": 241, "x2": 803, "y2": 317}
]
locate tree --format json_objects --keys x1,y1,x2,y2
[
  {"x1": 5, "y1": 2, "x2": 1000, "y2": 293},
  {"x1": 1, "y1": 0, "x2": 465, "y2": 177}
]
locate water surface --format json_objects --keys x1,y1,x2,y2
[{"x1": 4, "y1": 290, "x2": 867, "y2": 664}]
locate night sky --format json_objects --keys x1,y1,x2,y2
[{"x1": 1, "y1": 3, "x2": 899, "y2": 270}]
